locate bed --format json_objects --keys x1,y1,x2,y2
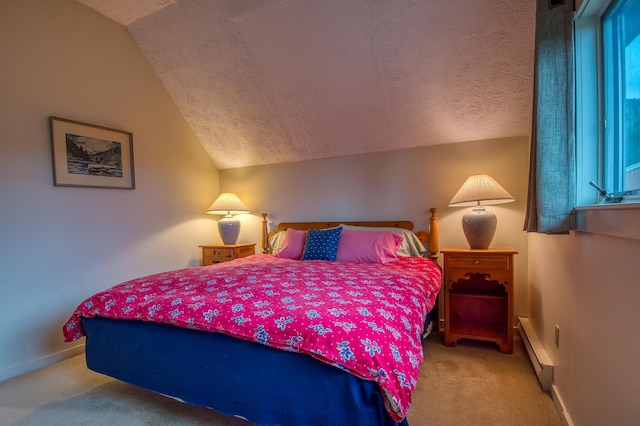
[{"x1": 63, "y1": 209, "x2": 441, "y2": 426}]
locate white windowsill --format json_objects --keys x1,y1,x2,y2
[{"x1": 575, "y1": 203, "x2": 640, "y2": 241}]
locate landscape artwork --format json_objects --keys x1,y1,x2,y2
[
  {"x1": 50, "y1": 117, "x2": 134, "y2": 189},
  {"x1": 65, "y1": 133, "x2": 123, "y2": 178}
]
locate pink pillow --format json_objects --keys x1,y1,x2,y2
[
  {"x1": 275, "y1": 229, "x2": 307, "y2": 259},
  {"x1": 336, "y1": 229, "x2": 403, "y2": 264}
]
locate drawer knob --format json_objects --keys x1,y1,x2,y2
[{"x1": 474, "y1": 260, "x2": 480, "y2": 264}]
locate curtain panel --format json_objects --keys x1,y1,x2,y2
[{"x1": 524, "y1": 0, "x2": 576, "y2": 234}]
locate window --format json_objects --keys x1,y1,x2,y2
[
  {"x1": 603, "y1": 0, "x2": 640, "y2": 196},
  {"x1": 575, "y1": 0, "x2": 640, "y2": 205}
]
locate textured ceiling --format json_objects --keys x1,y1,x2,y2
[{"x1": 77, "y1": 0, "x2": 536, "y2": 170}]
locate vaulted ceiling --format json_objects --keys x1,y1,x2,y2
[{"x1": 76, "y1": 0, "x2": 536, "y2": 170}]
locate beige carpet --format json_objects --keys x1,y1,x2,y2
[
  {"x1": 412, "y1": 333, "x2": 561, "y2": 425},
  {"x1": 0, "y1": 332, "x2": 560, "y2": 426}
]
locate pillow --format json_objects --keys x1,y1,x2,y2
[
  {"x1": 275, "y1": 229, "x2": 307, "y2": 259},
  {"x1": 268, "y1": 230, "x2": 286, "y2": 255},
  {"x1": 301, "y1": 227, "x2": 343, "y2": 261},
  {"x1": 339, "y1": 224, "x2": 427, "y2": 257},
  {"x1": 336, "y1": 229, "x2": 403, "y2": 264}
]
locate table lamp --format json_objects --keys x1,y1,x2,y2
[
  {"x1": 448, "y1": 174, "x2": 514, "y2": 249},
  {"x1": 206, "y1": 192, "x2": 249, "y2": 245}
]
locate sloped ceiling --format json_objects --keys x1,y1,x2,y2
[{"x1": 77, "y1": 0, "x2": 536, "y2": 170}]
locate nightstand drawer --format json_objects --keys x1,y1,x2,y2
[
  {"x1": 448, "y1": 256, "x2": 509, "y2": 270},
  {"x1": 199, "y1": 243, "x2": 256, "y2": 266},
  {"x1": 235, "y1": 245, "x2": 255, "y2": 258},
  {"x1": 202, "y1": 247, "x2": 234, "y2": 260}
]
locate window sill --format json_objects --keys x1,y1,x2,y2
[{"x1": 575, "y1": 203, "x2": 640, "y2": 241}]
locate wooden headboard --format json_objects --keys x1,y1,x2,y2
[{"x1": 261, "y1": 208, "x2": 439, "y2": 264}]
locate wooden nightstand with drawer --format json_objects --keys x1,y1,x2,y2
[
  {"x1": 199, "y1": 243, "x2": 256, "y2": 266},
  {"x1": 441, "y1": 246, "x2": 517, "y2": 353}
]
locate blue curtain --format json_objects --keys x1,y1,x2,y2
[{"x1": 524, "y1": 0, "x2": 576, "y2": 234}]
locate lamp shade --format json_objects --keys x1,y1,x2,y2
[
  {"x1": 206, "y1": 193, "x2": 249, "y2": 245},
  {"x1": 207, "y1": 192, "x2": 249, "y2": 215},
  {"x1": 448, "y1": 174, "x2": 514, "y2": 249},
  {"x1": 448, "y1": 174, "x2": 515, "y2": 207}
]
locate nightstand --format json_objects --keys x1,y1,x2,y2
[
  {"x1": 441, "y1": 246, "x2": 517, "y2": 353},
  {"x1": 199, "y1": 243, "x2": 256, "y2": 266}
]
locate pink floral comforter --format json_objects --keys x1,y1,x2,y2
[{"x1": 63, "y1": 254, "x2": 441, "y2": 421}]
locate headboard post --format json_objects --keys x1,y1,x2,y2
[
  {"x1": 261, "y1": 213, "x2": 269, "y2": 254},
  {"x1": 428, "y1": 208, "x2": 439, "y2": 264}
]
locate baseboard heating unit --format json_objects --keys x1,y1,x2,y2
[{"x1": 518, "y1": 316, "x2": 553, "y2": 391}]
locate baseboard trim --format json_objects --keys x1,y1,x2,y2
[
  {"x1": 517, "y1": 316, "x2": 553, "y2": 391},
  {"x1": 0, "y1": 343, "x2": 85, "y2": 383},
  {"x1": 551, "y1": 383, "x2": 575, "y2": 426}
]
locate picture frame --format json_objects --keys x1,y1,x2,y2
[{"x1": 50, "y1": 116, "x2": 135, "y2": 189}]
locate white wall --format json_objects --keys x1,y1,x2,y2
[
  {"x1": 0, "y1": 0, "x2": 219, "y2": 380},
  {"x1": 528, "y1": 231, "x2": 640, "y2": 425},
  {"x1": 221, "y1": 137, "x2": 530, "y2": 323}
]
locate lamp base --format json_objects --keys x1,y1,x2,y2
[
  {"x1": 462, "y1": 206, "x2": 497, "y2": 249},
  {"x1": 218, "y1": 215, "x2": 240, "y2": 245}
]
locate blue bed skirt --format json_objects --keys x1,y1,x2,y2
[{"x1": 83, "y1": 316, "x2": 412, "y2": 426}]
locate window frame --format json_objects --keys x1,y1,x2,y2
[
  {"x1": 603, "y1": 0, "x2": 640, "y2": 199},
  {"x1": 575, "y1": 0, "x2": 640, "y2": 206},
  {"x1": 574, "y1": 0, "x2": 640, "y2": 240}
]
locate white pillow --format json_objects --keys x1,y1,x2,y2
[{"x1": 268, "y1": 230, "x2": 286, "y2": 255}]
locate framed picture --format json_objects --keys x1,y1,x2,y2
[{"x1": 50, "y1": 116, "x2": 135, "y2": 189}]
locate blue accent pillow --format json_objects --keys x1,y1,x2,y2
[{"x1": 301, "y1": 227, "x2": 343, "y2": 261}]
